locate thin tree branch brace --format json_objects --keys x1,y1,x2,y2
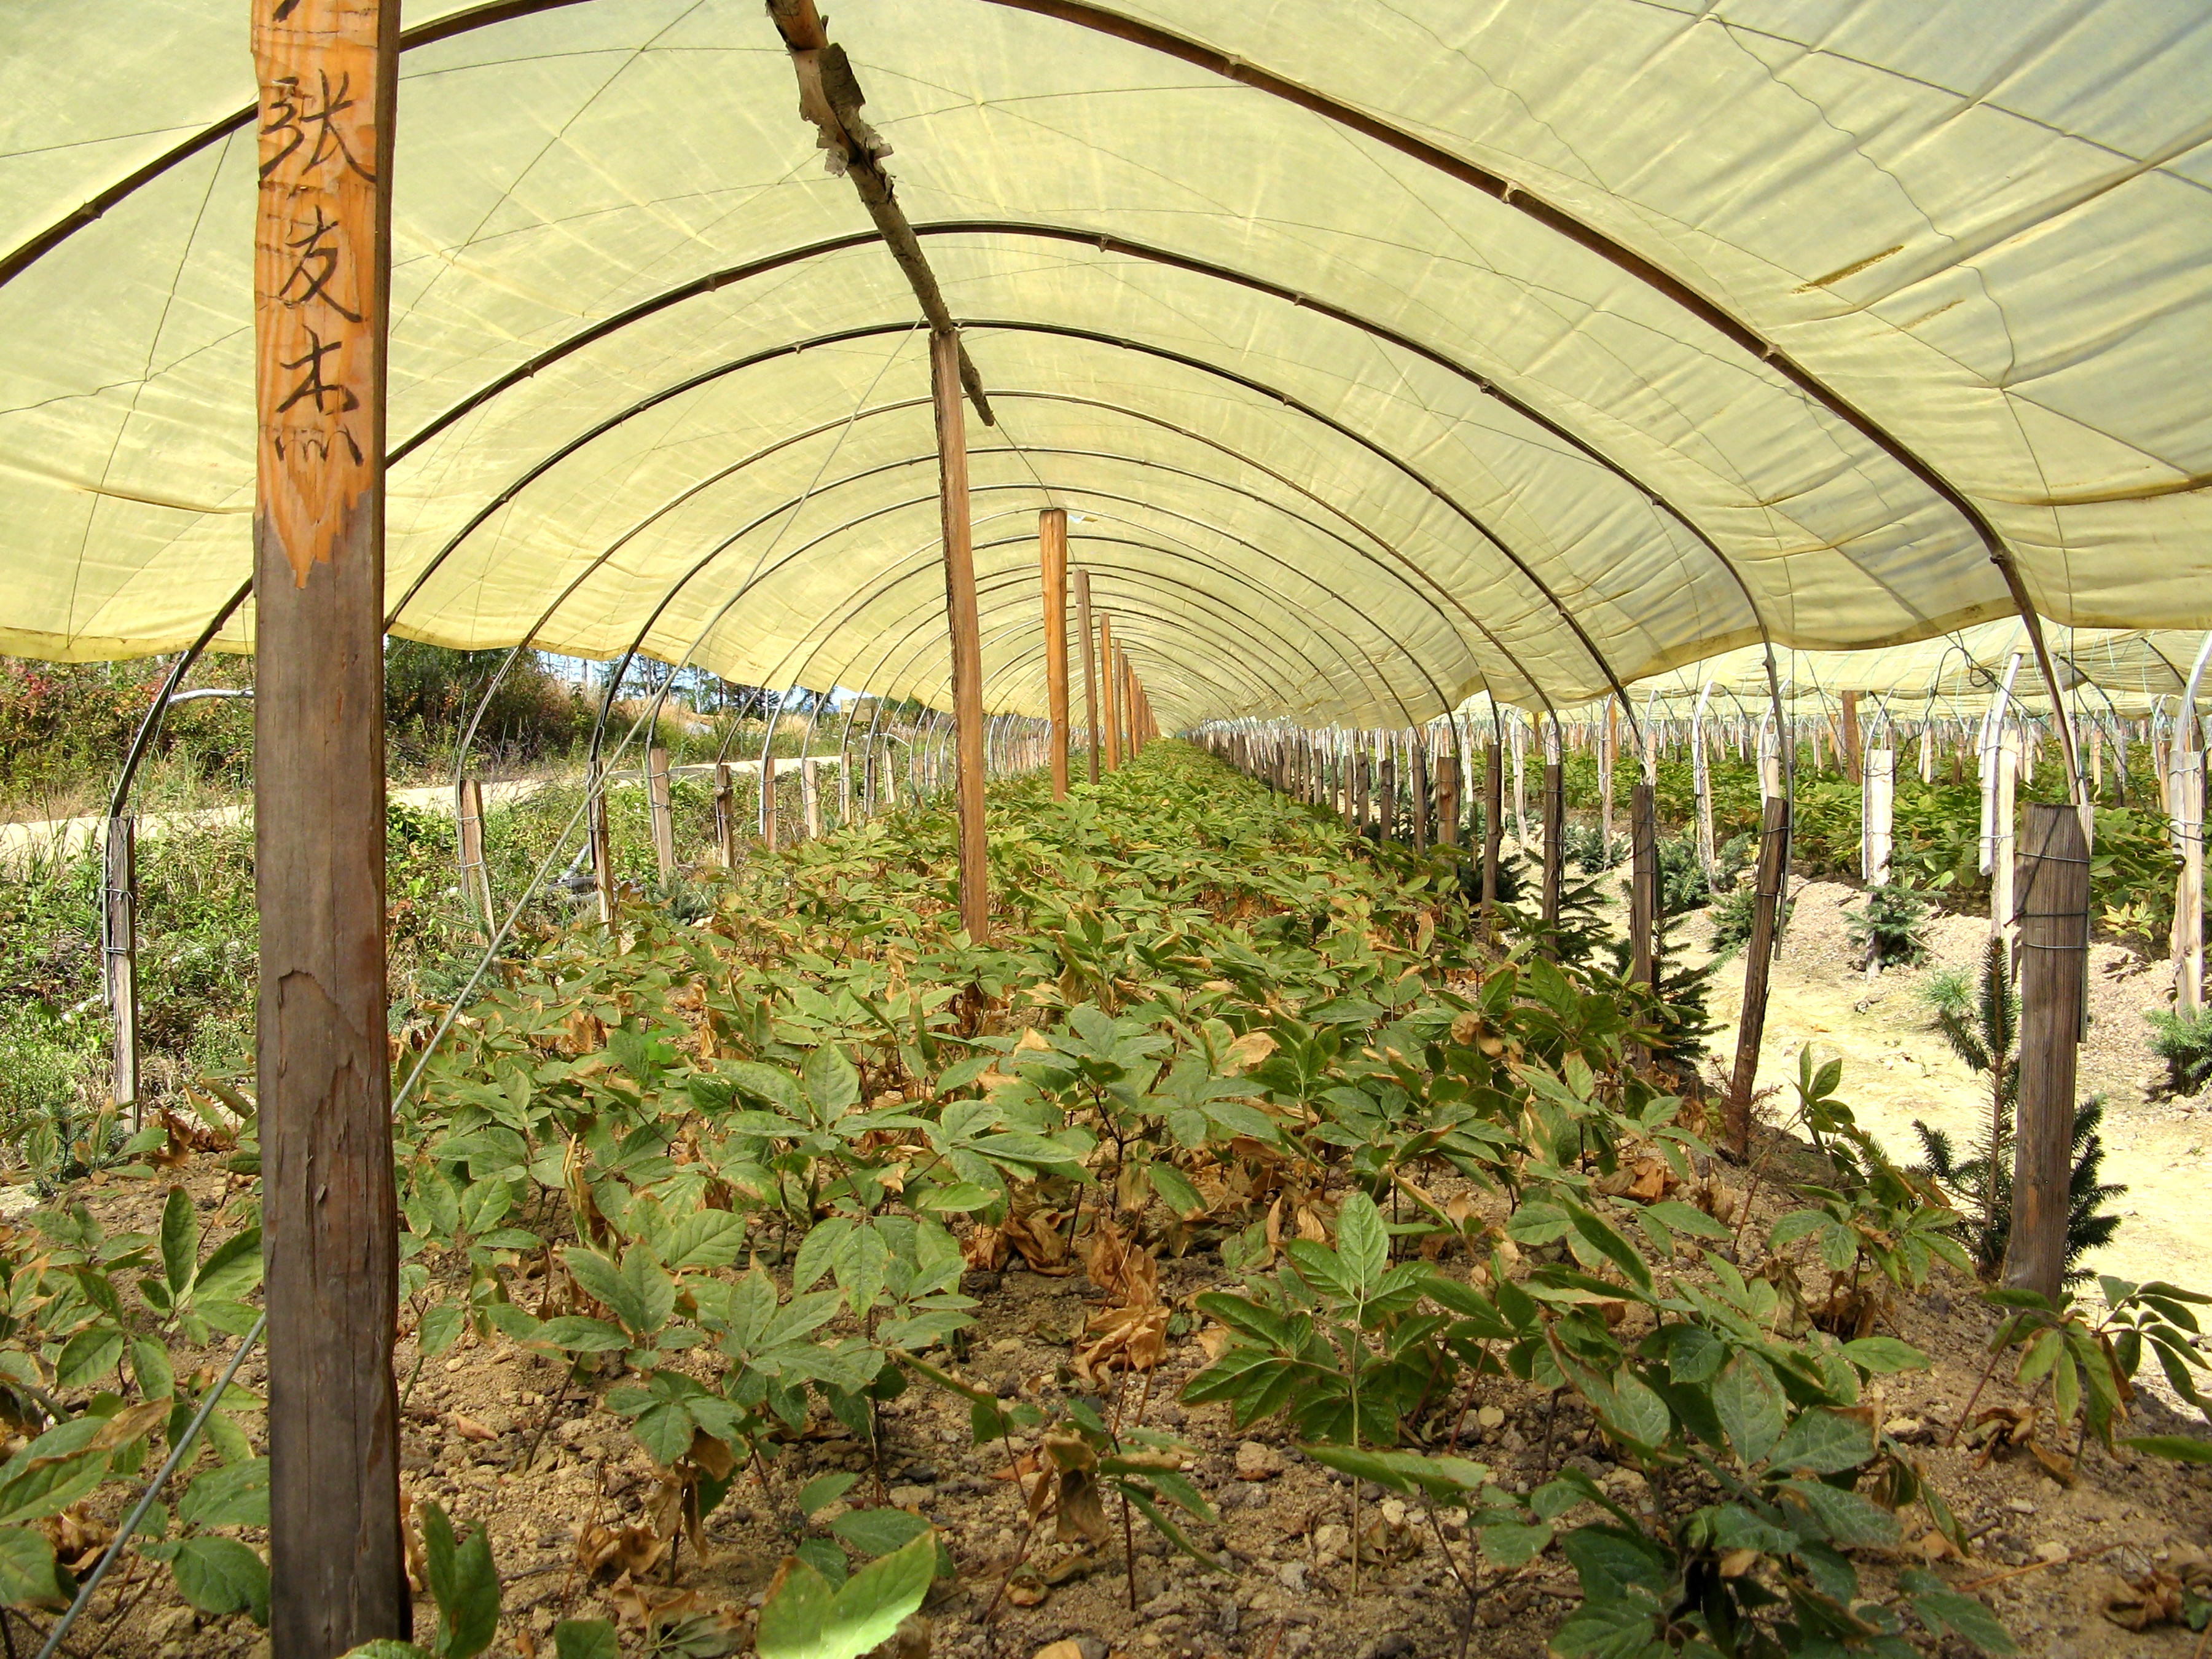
[{"x1": 767, "y1": 0, "x2": 995, "y2": 425}]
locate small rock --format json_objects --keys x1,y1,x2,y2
[
  {"x1": 900, "y1": 1464, "x2": 939, "y2": 1483},
  {"x1": 1475, "y1": 1405, "x2": 1507, "y2": 1431},
  {"x1": 964, "y1": 1270, "x2": 1003, "y2": 1295},
  {"x1": 888, "y1": 1484, "x2": 934, "y2": 1509},
  {"x1": 1313, "y1": 1523, "x2": 1349, "y2": 1560},
  {"x1": 1235, "y1": 1441, "x2": 1285, "y2": 1481},
  {"x1": 1883, "y1": 1416, "x2": 1928, "y2": 1442},
  {"x1": 2006, "y1": 1499, "x2": 2037, "y2": 1516},
  {"x1": 1379, "y1": 1498, "x2": 1410, "y2": 1528},
  {"x1": 1360, "y1": 1636, "x2": 1416, "y2": 1659},
  {"x1": 995, "y1": 1373, "x2": 1021, "y2": 1398},
  {"x1": 153, "y1": 1606, "x2": 197, "y2": 1640},
  {"x1": 1276, "y1": 1561, "x2": 1309, "y2": 1592},
  {"x1": 1500, "y1": 1427, "x2": 1528, "y2": 1452},
  {"x1": 2034, "y1": 1540, "x2": 2070, "y2": 1563}
]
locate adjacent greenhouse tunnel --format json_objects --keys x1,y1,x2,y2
[{"x1": 3, "y1": 0, "x2": 2210, "y2": 1651}]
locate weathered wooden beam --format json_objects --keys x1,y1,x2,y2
[
  {"x1": 1040, "y1": 509, "x2": 1070, "y2": 798},
  {"x1": 103, "y1": 815, "x2": 139, "y2": 1126},
  {"x1": 250, "y1": 0, "x2": 407, "y2": 1645},
  {"x1": 1724, "y1": 793, "x2": 1789, "y2": 1158},
  {"x1": 932, "y1": 330, "x2": 990, "y2": 942},
  {"x1": 766, "y1": 0, "x2": 993, "y2": 425},
  {"x1": 1840, "y1": 690, "x2": 1864, "y2": 787},
  {"x1": 802, "y1": 757, "x2": 823, "y2": 839},
  {"x1": 2004, "y1": 803, "x2": 2091, "y2": 1300}
]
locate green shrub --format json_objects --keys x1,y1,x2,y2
[{"x1": 2149, "y1": 1006, "x2": 2212, "y2": 1100}]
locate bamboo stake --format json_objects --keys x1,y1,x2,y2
[{"x1": 931, "y1": 330, "x2": 990, "y2": 943}]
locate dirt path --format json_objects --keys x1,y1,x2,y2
[
  {"x1": 1694, "y1": 877, "x2": 2200, "y2": 1293},
  {"x1": 0, "y1": 757, "x2": 842, "y2": 868}
]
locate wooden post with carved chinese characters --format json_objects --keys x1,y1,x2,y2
[
  {"x1": 1040, "y1": 510, "x2": 1070, "y2": 798},
  {"x1": 933, "y1": 331, "x2": 989, "y2": 942},
  {"x1": 250, "y1": 0, "x2": 409, "y2": 1649}
]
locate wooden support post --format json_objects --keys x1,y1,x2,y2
[
  {"x1": 802, "y1": 758, "x2": 823, "y2": 839},
  {"x1": 1542, "y1": 759, "x2": 1564, "y2": 933},
  {"x1": 1600, "y1": 700, "x2": 1617, "y2": 853},
  {"x1": 1991, "y1": 727, "x2": 2018, "y2": 938},
  {"x1": 1510, "y1": 716, "x2": 1528, "y2": 851},
  {"x1": 714, "y1": 762, "x2": 737, "y2": 867},
  {"x1": 1863, "y1": 748, "x2": 1894, "y2": 888},
  {"x1": 250, "y1": 0, "x2": 407, "y2": 1644},
  {"x1": 758, "y1": 751, "x2": 778, "y2": 854},
  {"x1": 1040, "y1": 508, "x2": 1070, "y2": 798},
  {"x1": 1100, "y1": 616, "x2": 1121, "y2": 772},
  {"x1": 648, "y1": 744, "x2": 676, "y2": 873},
  {"x1": 589, "y1": 764, "x2": 616, "y2": 920},
  {"x1": 1725, "y1": 793, "x2": 1790, "y2": 1159},
  {"x1": 455, "y1": 776, "x2": 493, "y2": 925},
  {"x1": 1840, "y1": 690, "x2": 1863, "y2": 786},
  {"x1": 1692, "y1": 703, "x2": 1716, "y2": 879},
  {"x1": 932, "y1": 329, "x2": 990, "y2": 943},
  {"x1": 103, "y1": 815, "x2": 140, "y2": 1126},
  {"x1": 2177, "y1": 746, "x2": 2205, "y2": 1013},
  {"x1": 1075, "y1": 570, "x2": 1099, "y2": 784},
  {"x1": 1377, "y1": 747, "x2": 1397, "y2": 842},
  {"x1": 1435, "y1": 751, "x2": 1461, "y2": 851},
  {"x1": 1352, "y1": 745, "x2": 1371, "y2": 838},
  {"x1": 1412, "y1": 735, "x2": 1433, "y2": 852},
  {"x1": 2004, "y1": 804, "x2": 2091, "y2": 1301},
  {"x1": 1482, "y1": 737, "x2": 1504, "y2": 913},
  {"x1": 1630, "y1": 781, "x2": 1660, "y2": 994},
  {"x1": 1339, "y1": 739, "x2": 1356, "y2": 832}
]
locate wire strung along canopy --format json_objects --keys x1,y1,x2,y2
[{"x1": 2, "y1": 1, "x2": 2208, "y2": 729}]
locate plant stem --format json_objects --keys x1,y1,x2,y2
[{"x1": 1946, "y1": 1340, "x2": 2011, "y2": 1447}]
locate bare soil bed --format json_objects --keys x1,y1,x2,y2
[{"x1": 45, "y1": 1119, "x2": 2212, "y2": 1659}]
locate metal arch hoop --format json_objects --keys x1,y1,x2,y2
[
  {"x1": 388, "y1": 316, "x2": 1578, "y2": 715},
  {"x1": 402, "y1": 385, "x2": 1554, "y2": 721}
]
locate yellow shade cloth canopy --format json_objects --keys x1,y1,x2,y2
[{"x1": 2, "y1": 0, "x2": 2207, "y2": 729}]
